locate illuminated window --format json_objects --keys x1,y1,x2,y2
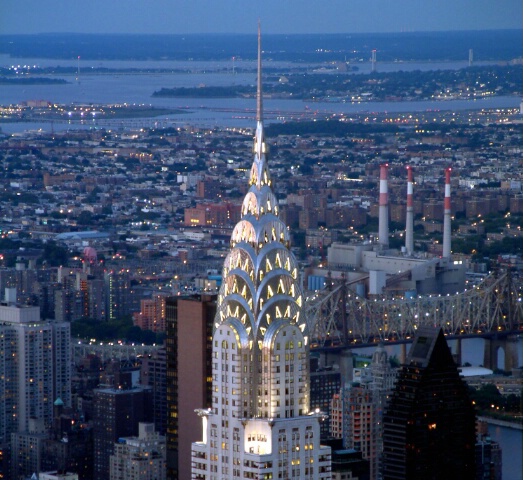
[{"x1": 266, "y1": 258, "x2": 272, "y2": 271}]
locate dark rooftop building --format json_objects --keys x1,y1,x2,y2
[
  {"x1": 41, "y1": 401, "x2": 94, "y2": 480},
  {"x1": 310, "y1": 356, "x2": 342, "y2": 440},
  {"x1": 475, "y1": 432, "x2": 502, "y2": 480},
  {"x1": 382, "y1": 327, "x2": 476, "y2": 480},
  {"x1": 325, "y1": 439, "x2": 370, "y2": 480},
  {"x1": 92, "y1": 386, "x2": 152, "y2": 480}
]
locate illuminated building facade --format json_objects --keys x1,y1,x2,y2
[
  {"x1": 191, "y1": 26, "x2": 331, "y2": 480},
  {"x1": 134, "y1": 293, "x2": 168, "y2": 332},
  {"x1": 104, "y1": 270, "x2": 132, "y2": 321},
  {"x1": 184, "y1": 203, "x2": 242, "y2": 227},
  {"x1": 0, "y1": 303, "x2": 70, "y2": 436},
  {"x1": 0, "y1": 294, "x2": 70, "y2": 478}
]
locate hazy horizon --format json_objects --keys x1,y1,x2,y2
[{"x1": 2, "y1": 28, "x2": 522, "y2": 36}]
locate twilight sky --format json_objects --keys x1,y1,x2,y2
[{"x1": 1, "y1": 0, "x2": 521, "y2": 35}]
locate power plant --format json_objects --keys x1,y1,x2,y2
[
  {"x1": 314, "y1": 166, "x2": 465, "y2": 297},
  {"x1": 443, "y1": 167, "x2": 452, "y2": 259},
  {"x1": 405, "y1": 166, "x2": 414, "y2": 255},
  {"x1": 378, "y1": 163, "x2": 389, "y2": 248}
]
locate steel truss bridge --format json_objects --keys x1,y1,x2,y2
[
  {"x1": 72, "y1": 342, "x2": 160, "y2": 365},
  {"x1": 305, "y1": 270, "x2": 523, "y2": 347}
]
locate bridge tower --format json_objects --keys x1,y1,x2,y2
[{"x1": 483, "y1": 334, "x2": 520, "y2": 371}]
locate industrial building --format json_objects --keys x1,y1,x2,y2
[{"x1": 323, "y1": 165, "x2": 466, "y2": 296}]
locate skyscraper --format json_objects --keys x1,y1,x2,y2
[
  {"x1": 141, "y1": 346, "x2": 168, "y2": 435},
  {"x1": 191, "y1": 26, "x2": 332, "y2": 480},
  {"x1": 0, "y1": 296, "x2": 71, "y2": 435},
  {"x1": 105, "y1": 270, "x2": 132, "y2": 321},
  {"x1": 0, "y1": 290, "x2": 71, "y2": 477},
  {"x1": 310, "y1": 365, "x2": 341, "y2": 439},
  {"x1": 330, "y1": 346, "x2": 396, "y2": 480},
  {"x1": 340, "y1": 381, "x2": 380, "y2": 480},
  {"x1": 382, "y1": 327, "x2": 476, "y2": 480},
  {"x1": 92, "y1": 386, "x2": 153, "y2": 479},
  {"x1": 165, "y1": 294, "x2": 215, "y2": 480}
]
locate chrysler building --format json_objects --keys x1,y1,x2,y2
[{"x1": 191, "y1": 25, "x2": 332, "y2": 480}]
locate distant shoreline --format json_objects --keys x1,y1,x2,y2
[
  {"x1": 0, "y1": 105, "x2": 188, "y2": 124},
  {"x1": 0, "y1": 77, "x2": 67, "y2": 85}
]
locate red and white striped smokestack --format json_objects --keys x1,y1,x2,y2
[
  {"x1": 405, "y1": 166, "x2": 414, "y2": 255},
  {"x1": 378, "y1": 163, "x2": 389, "y2": 248},
  {"x1": 443, "y1": 167, "x2": 452, "y2": 258}
]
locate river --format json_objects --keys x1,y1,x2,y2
[
  {"x1": 0, "y1": 55, "x2": 520, "y2": 133},
  {"x1": 487, "y1": 423, "x2": 522, "y2": 480},
  {"x1": 353, "y1": 337, "x2": 523, "y2": 371}
]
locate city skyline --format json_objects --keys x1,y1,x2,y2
[
  {"x1": 0, "y1": 9, "x2": 521, "y2": 478},
  {"x1": 1, "y1": 0, "x2": 522, "y2": 35}
]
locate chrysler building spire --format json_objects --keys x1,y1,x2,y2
[
  {"x1": 224, "y1": 21, "x2": 307, "y2": 398},
  {"x1": 191, "y1": 25, "x2": 332, "y2": 480},
  {"x1": 253, "y1": 21, "x2": 266, "y2": 168},
  {"x1": 256, "y1": 21, "x2": 263, "y2": 123}
]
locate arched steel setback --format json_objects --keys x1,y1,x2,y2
[{"x1": 305, "y1": 270, "x2": 523, "y2": 346}]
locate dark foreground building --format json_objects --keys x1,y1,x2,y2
[
  {"x1": 382, "y1": 327, "x2": 476, "y2": 480},
  {"x1": 92, "y1": 386, "x2": 152, "y2": 479},
  {"x1": 475, "y1": 430, "x2": 502, "y2": 480}
]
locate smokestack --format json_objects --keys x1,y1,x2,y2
[
  {"x1": 378, "y1": 163, "x2": 389, "y2": 248},
  {"x1": 405, "y1": 166, "x2": 414, "y2": 255},
  {"x1": 443, "y1": 168, "x2": 452, "y2": 258}
]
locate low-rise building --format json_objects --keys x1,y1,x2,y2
[{"x1": 110, "y1": 423, "x2": 166, "y2": 480}]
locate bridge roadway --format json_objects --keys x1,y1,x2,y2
[
  {"x1": 310, "y1": 329, "x2": 522, "y2": 351},
  {"x1": 72, "y1": 342, "x2": 161, "y2": 365},
  {"x1": 305, "y1": 269, "x2": 523, "y2": 347},
  {"x1": 70, "y1": 271, "x2": 521, "y2": 365}
]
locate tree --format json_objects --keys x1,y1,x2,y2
[
  {"x1": 77, "y1": 210, "x2": 94, "y2": 225},
  {"x1": 470, "y1": 384, "x2": 503, "y2": 410},
  {"x1": 41, "y1": 241, "x2": 69, "y2": 266}
]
